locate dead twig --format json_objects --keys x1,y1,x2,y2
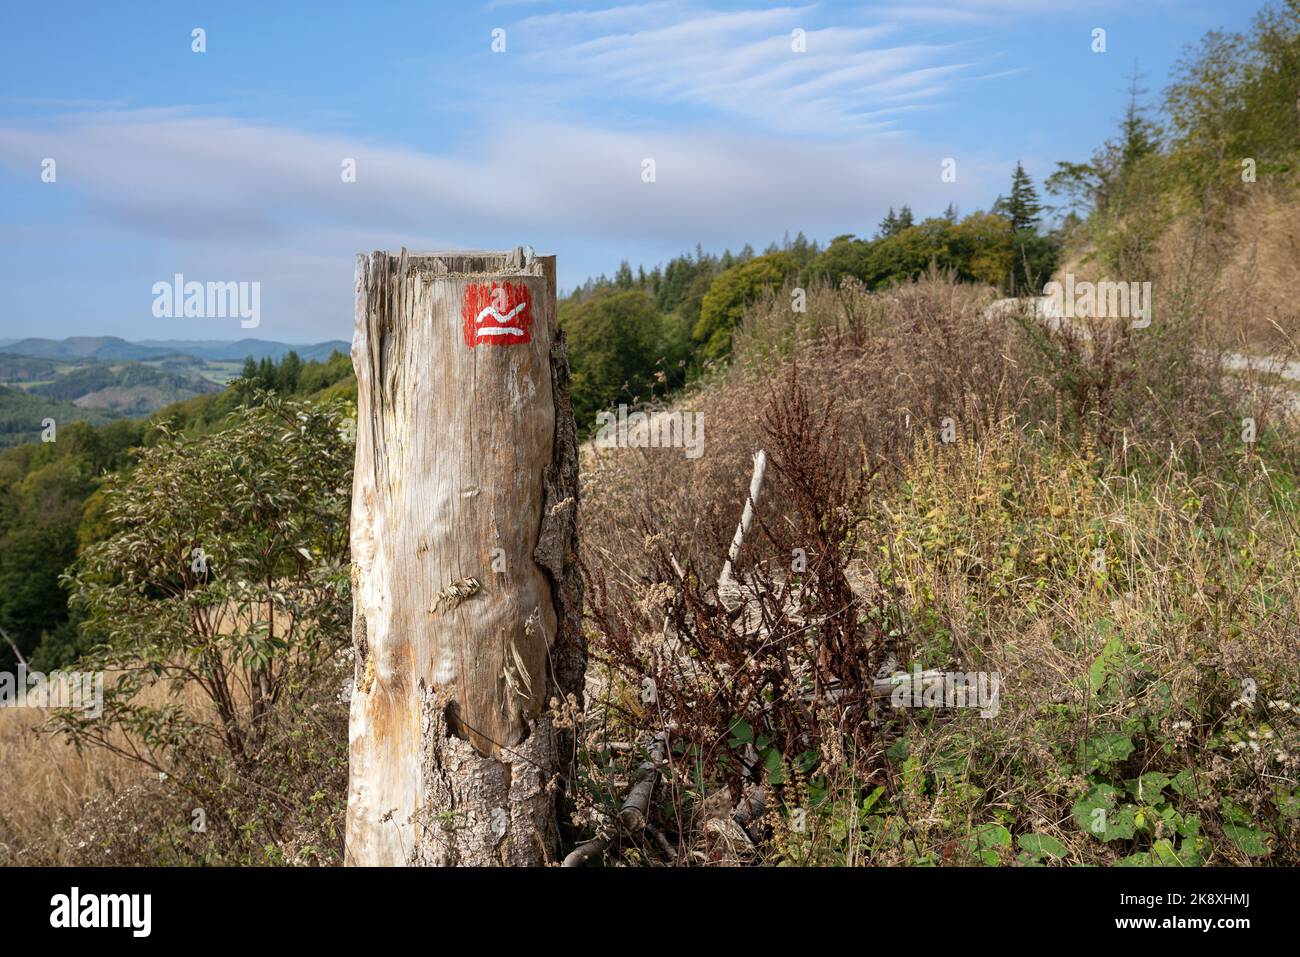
[
  {"x1": 619, "y1": 730, "x2": 671, "y2": 831},
  {"x1": 0, "y1": 625, "x2": 28, "y2": 668}
]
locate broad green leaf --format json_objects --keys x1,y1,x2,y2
[
  {"x1": 1150, "y1": 839, "x2": 1181, "y2": 865},
  {"x1": 1017, "y1": 832, "x2": 1068, "y2": 859},
  {"x1": 1089, "y1": 635, "x2": 1124, "y2": 692},
  {"x1": 1128, "y1": 772, "x2": 1170, "y2": 802},
  {"x1": 1072, "y1": 784, "x2": 1136, "y2": 842},
  {"x1": 974, "y1": 823, "x2": 1011, "y2": 848},
  {"x1": 727, "y1": 719, "x2": 752, "y2": 747},
  {"x1": 1080, "y1": 732, "x2": 1134, "y2": 770},
  {"x1": 861, "y1": 785, "x2": 886, "y2": 815},
  {"x1": 1170, "y1": 768, "x2": 1198, "y2": 800},
  {"x1": 1223, "y1": 824, "x2": 1268, "y2": 858},
  {"x1": 1219, "y1": 799, "x2": 1252, "y2": 826},
  {"x1": 1176, "y1": 835, "x2": 1208, "y2": 866},
  {"x1": 1117, "y1": 852, "x2": 1154, "y2": 866}
]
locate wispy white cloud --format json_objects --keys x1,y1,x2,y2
[
  {"x1": 0, "y1": 107, "x2": 1008, "y2": 334},
  {"x1": 862, "y1": 0, "x2": 1135, "y2": 26},
  {"x1": 0, "y1": 109, "x2": 1000, "y2": 241},
  {"x1": 509, "y1": 2, "x2": 1003, "y2": 135}
]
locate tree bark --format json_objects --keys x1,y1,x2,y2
[{"x1": 346, "y1": 248, "x2": 583, "y2": 866}]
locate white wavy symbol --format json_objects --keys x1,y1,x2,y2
[{"x1": 474, "y1": 301, "x2": 527, "y2": 336}]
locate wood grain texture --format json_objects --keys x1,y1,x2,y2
[{"x1": 345, "y1": 248, "x2": 582, "y2": 865}]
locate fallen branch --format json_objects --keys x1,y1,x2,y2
[
  {"x1": 795, "y1": 670, "x2": 946, "y2": 703},
  {"x1": 646, "y1": 822, "x2": 678, "y2": 862},
  {"x1": 619, "y1": 730, "x2": 671, "y2": 831},
  {"x1": 562, "y1": 835, "x2": 610, "y2": 867}
]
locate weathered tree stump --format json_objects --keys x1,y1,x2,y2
[{"x1": 346, "y1": 248, "x2": 582, "y2": 866}]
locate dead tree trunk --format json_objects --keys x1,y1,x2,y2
[{"x1": 346, "y1": 248, "x2": 583, "y2": 866}]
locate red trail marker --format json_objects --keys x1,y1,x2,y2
[{"x1": 462, "y1": 281, "x2": 533, "y2": 347}]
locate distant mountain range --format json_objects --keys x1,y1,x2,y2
[
  {"x1": 0, "y1": 336, "x2": 350, "y2": 362},
  {"x1": 0, "y1": 337, "x2": 353, "y2": 446}
]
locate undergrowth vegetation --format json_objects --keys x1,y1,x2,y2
[
  {"x1": 5, "y1": 268, "x2": 1294, "y2": 867},
  {"x1": 5, "y1": 396, "x2": 354, "y2": 865},
  {"x1": 573, "y1": 270, "x2": 1298, "y2": 866}
]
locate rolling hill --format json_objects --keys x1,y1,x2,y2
[
  {"x1": 28, "y1": 362, "x2": 224, "y2": 414},
  {"x1": 0, "y1": 338, "x2": 352, "y2": 444},
  {"x1": 1, "y1": 337, "x2": 349, "y2": 363},
  {"x1": 0, "y1": 385, "x2": 116, "y2": 448}
]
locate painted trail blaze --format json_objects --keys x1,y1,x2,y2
[{"x1": 462, "y1": 281, "x2": 533, "y2": 348}]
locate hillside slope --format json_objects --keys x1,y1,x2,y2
[
  {"x1": 2, "y1": 337, "x2": 350, "y2": 363},
  {"x1": 0, "y1": 385, "x2": 115, "y2": 448},
  {"x1": 29, "y1": 362, "x2": 222, "y2": 414},
  {"x1": 577, "y1": 276, "x2": 1298, "y2": 866}
]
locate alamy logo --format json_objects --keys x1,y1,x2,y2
[
  {"x1": 152, "y1": 274, "x2": 261, "y2": 328},
  {"x1": 0, "y1": 665, "x2": 103, "y2": 718},
  {"x1": 50, "y1": 887, "x2": 151, "y2": 937},
  {"x1": 1041, "y1": 274, "x2": 1151, "y2": 329},
  {"x1": 594, "y1": 405, "x2": 704, "y2": 459},
  {"x1": 891, "y1": 666, "x2": 1002, "y2": 718}
]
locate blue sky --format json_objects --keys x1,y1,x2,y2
[{"x1": 0, "y1": 0, "x2": 1266, "y2": 343}]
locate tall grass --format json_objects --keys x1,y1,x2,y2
[{"x1": 573, "y1": 267, "x2": 1298, "y2": 865}]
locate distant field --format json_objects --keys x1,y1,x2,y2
[
  {"x1": 0, "y1": 339, "x2": 349, "y2": 423},
  {"x1": 196, "y1": 359, "x2": 246, "y2": 385},
  {"x1": 0, "y1": 355, "x2": 221, "y2": 445}
]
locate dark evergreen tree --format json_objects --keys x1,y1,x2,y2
[
  {"x1": 1000, "y1": 162, "x2": 1043, "y2": 232},
  {"x1": 878, "y1": 206, "x2": 899, "y2": 238},
  {"x1": 1120, "y1": 63, "x2": 1159, "y2": 170},
  {"x1": 789, "y1": 231, "x2": 812, "y2": 264},
  {"x1": 280, "y1": 350, "x2": 303, "y2": 393}
]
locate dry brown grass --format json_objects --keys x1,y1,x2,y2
[
  {"x1": 0, "y1": 707, "x2": 141, "y2": 862},
  {"x1": 0, "y1": 604, "x2": 285, "y2": 865},
  {"x1": 0, "y1": 678, "x2": 209, "y2": 864},
  {"x1": 573, "y1": 265, "x2": 1298, "y2": 866},
  {"x1": 580, "y1": 275, "x2": 1017, "y2": 580},
  {"x1": 1214, "y1": 183, "x2": 1300, "y2": 353},
  {"x1": 847, "y1": 418, "x2": 1300, "y2": 864},
  {"x1": 1064, "y1": 181, "x2": 1300, "y2": 357}
]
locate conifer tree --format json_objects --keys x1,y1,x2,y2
[
  {"x1": 878, "y1": 206, "x2": 899, "y2": 238},
  {"x1": 1000, "y1": 162, "x2": 1043, "y2": 232}
]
